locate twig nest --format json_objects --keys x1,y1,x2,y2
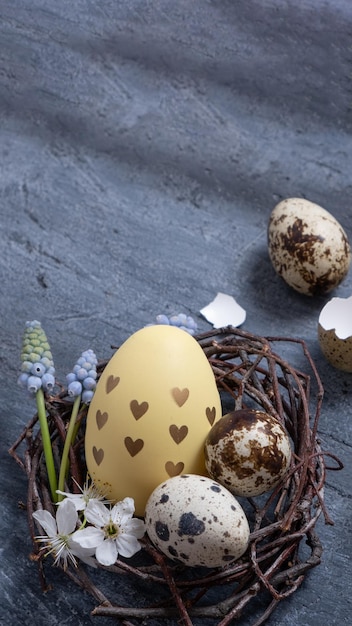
[
  {"x1": 145, "y1": 474, "x2": 250, "y2": 568},
  {"x1": 268, "y1": 198, "x2": 351, "y2": 295},
  {"x1": 13, "y1": 327, "x2": 337, "y2": 625},
  {"x1": 318, "y1": 295, "x2": 352, "y2": 372},
  {"x1": 204, "y1": 409, "x2": 292, "y2": 497}
]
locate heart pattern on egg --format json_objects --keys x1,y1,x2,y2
[
  {"x1": 106, "y1": 374, "x2": 120, "y2": 394},
  {"x1": 130, "y1": 399, "x2": 149, "y2": 420},
  {"x1": 206, "y1": 406, "x2": 216, "y2": 425},
  {"x1": 169, "y1": 424, "x2": 188, "y2": 444},
  {"x1": 124, "y1": 437, "x2": 144, "y2": 457},
  {"x1": 172, "y1": 387, "x2": 189, "y2": 407},
  {"x1": 93, "y1": 446, "x2": 104, "y2": 466},
  {"x1": 96, "y1": 409, "x2": 108, "y2": 430},
  {"x1": 165, "y1": 461, "x2": 184, "y2": 477}
]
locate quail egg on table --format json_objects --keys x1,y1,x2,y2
[
  {"x1": 268, "y1": 198, "x2": 351, "y2": 295},
  {"x1": 145, "y1": 474, "x2": 250, "y2": 568},
  {"x1": 205, "y1": 409, "x2": 292, "y2": 498},
  {"x1": 318, "y1": 295, "x2": 352, "y2": 372}
]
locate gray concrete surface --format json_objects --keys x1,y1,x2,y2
[{"x1": 1, "y1": 1, "x2": 351, "y2": 625}]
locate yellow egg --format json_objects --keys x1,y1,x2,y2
[{"x1": 85, "y1": 325, "x2": 222, "y2": 516}]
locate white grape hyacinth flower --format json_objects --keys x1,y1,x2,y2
[
  {"x1": 72, "y1": 497, "x2": 145, "y2": 566},
  {"x1": 33, "y1": 497, "x2": 96, "y2": 569}
]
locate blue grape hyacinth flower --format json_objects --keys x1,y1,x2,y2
[
  {"x1": 148, "y1": 313, "x2": 198, "y2": 335},
  {"x1": 58, "y1": 349, "x2": 98, "y2": 500},
  {"x1": 18, "y1": 320, "x2": 58, "y2": 502},
  {"x1": 66, "y1": 348, "x2": 98, "y2": 404},
  {"x1": 18, "y1": 320, "x2": 56, "y2": 394}
]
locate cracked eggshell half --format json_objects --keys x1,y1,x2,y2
[
  {"x1": 318, "y1": 295, "x2": 352, "y2": 372},
  {"x1": 268, "y1": 198, "x2": 351, "y2": 295},
  {"x1": 145, "y1": 474, "x2": 250, "y2": 568},
  {"x1": 205, "y1": 409, "x2": 292, "y2": 498},
  {"x1": 85, "y1": 325, "x2": 222, "y2": 516}
]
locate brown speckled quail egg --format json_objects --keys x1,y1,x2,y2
[
  {"x1": 145, "y1": 474, "x2": 250, "y2": 568},
  {"x1": 268, "y1": 198, "x2": 351, "y2": 295},
  {"x1": 318, "y1": 295, "x2": 352, "y2": 372},
  {"x1": 204, "y1": 409, "x2": 292, "y2": 498}
]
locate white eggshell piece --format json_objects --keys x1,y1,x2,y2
[
  {"x1": 205, "y1": 410, "x2": 292, "y2": 497},
  {"x1": 319, "y1": 295, "x2": 352, "y2": 339},
  {"x1": 145, "y1": 474, "x2": 250, "y2": 568},
  {"x1": 318, "y1": 296, "x2": 352, "y2": 371},
  {"x1": 85, "y1": 325, "x2": 222, "y2": 516},
  {"x1": 268, "y1": 198, "x2": 351, "y2": 295},
  {"x1": 200, "y1": 292, "x2": 246, "y2": 328}
]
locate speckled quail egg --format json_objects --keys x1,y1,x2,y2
[
  {"x1": 145, "y1": 474, "x2": 250, "y2": 568},
  {"x1": 318, "y1": 295, "x2": 352, "y2": 372},
  {"x1": 204, "y1": 409, "x2": 292, "y2": 498},
  {"x1": 268, "y1": 198, "x2": 351, "y2": 295}
]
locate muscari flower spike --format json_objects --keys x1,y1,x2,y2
[
  {"x1": 66, "y1": 348, "x2": 98, "y2": 404},
  {"x1": 147, "y1": 313, "x2": 198, "y2": 335},
  {"x1": 18, "y1": 320, "x2": 56, "y2": 394},
  {"x1": 18, "y1": 320, "x2": 58, "y2": 502},
  {"x1": 57, "y1": 349, "x2": 98, "y2": 501}
]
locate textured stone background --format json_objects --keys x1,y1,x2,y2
[{"x1": 1, "y1": 1, "x2": 351, "y2": 624}]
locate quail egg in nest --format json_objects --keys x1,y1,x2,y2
[{"x1": 205, "y1": 409, "x2": 292, "y2": 498}]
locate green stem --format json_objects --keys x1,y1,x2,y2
[
  {"x1": 36, "y1": 388, "x2": 58, "y2": 503},
  {"x1": 57, "y1": 395, "x2": 81, "y2": 501}
]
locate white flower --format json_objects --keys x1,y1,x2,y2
[
  {"x1": 56, "y1": 478, "x2": 106, "y2": 512},
  {"x1": 72, "y1": 497, "x2": 145, "y2": 566},
  {"x1": 33, "y1": 498, "x2": 95, "y2": 569}
]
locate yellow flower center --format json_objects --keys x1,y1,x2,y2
[{"x1": 104, "y1": 521, "x2": 119, "y2": 540}]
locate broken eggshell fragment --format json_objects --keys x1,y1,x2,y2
[
  {"x1": 318, "y1": 295, "x2": 352, "y2": 372},
  {"x1": 268, "y1": 198, "x2": 351, "y2": 295},
  {"x1": 200, "y1": 292, "x2": 246, "y2": 329}
]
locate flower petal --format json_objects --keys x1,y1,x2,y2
[
  {"x1": 116, "y1": 534, "x2": 142, "y2": 558},
  {"x1": 56, "y1": 498, "x2": 79, "y2": 535},
  {"x1": 110, "y1": 498, "x2": 135, "y2": 526},
  {"x1": 33, "y1": 509, "x2": 57, "y2": 537},
  {"x1": 69, "y1": 538, "x2": 97, "y2": 568},
  {"x1": 85, "y1": 500, "x2": 109, "y2": 527},
  {"x1": 71, "y1": 527, "x2": 104, "y2": 550},
  {"x1": 56, "y1": 491, "x2": 85, "y2": 511},
  {"x1": 121, "y1": 497, "x2": 135, "y2": 515},
  {"x1": 123, "y1": 518, "x2": 146, "y2": 539},
  {"x1": 96, "y1": 539, "x2": 117, "y2": 566}
]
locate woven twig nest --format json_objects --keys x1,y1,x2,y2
[{"x1": 10, "y1": 326, "x2": 342, "y2": 626}]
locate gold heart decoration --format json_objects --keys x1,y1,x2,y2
[
  {"x1": 96, "y1": 409, "x2": 108, "y2": 430},
  {"x1": 165, "y1": 461, "x2": 184, "y2": 477},
  {"x1": 169, "y1": 424, "x2": 188, "y2": 444},
  {"x1": 130, "y1": 399, "x2": 149, "y2": 420},
  {"x1": 172, "y1": 387, "x2": 189, "y2": 407},
  {"x1": 93, "y1": 446, "x2": 104, "y2": 466},
  {"x1": 106, "y1": 374, "x2": 120, "y2": 394},
  {"x1": 124, "y1": 437, "x2": 144, "y2": 457},
  {"x1": 206, "y1": 406, "x2": 216, "y2": 425}
]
